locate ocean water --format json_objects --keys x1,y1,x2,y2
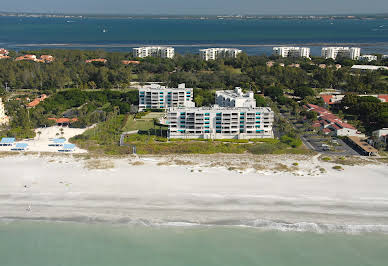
[
  {"x1": 1, "y1": 17, "x2": 388, "y2": 55},
  {"x1": 1, "y1": 221, "x2": 388, "y2": 266}
]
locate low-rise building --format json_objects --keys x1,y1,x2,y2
[
  {"x1": 306, "y1": 104, "x2": 363, "y2": 137},
  {"x1": 346, "y1": 136, "x2": 378, "y2": 156},
  {"x1": 27, "y1": 94, "x2": 48, "y2": 108},
  {"x1": 167, "y1": 106, "x2": 274, "y2": 139},
  {"x1": 0, "y1": 48, "x2": 9, "y2": 55},
  {"x1": 288, "y1": 63, "x2": 300, "y2": 68},
  {"x1": 321, "y1": 47, "x2": 361, "y2": 60},
  {"x1": 320, "y1": 93, "x2": 388, "y2": 105},
  {"x1": 359, "y1": 55, "x2": 377, "y2": 62},
  {"x1": 48, "y1": 117, "x2": 78, "y2": 126},
  {"x1": 320, "y1": 94, "x2": 345, "y2": 105},
  {"x1": 138, "y1": 83, "x2": 195, "y2": 111},
  {"x1": 215, "y1": 87, "x2": 256, "y2": 108},
  {"x1": 199, "y1": 48, "x2": 242, "y2": 61},
  {"x1": 133, "y1": 47, "x2": 175, "y2": 59},
  {"x1": 273, "y1": 47, "x2": 310, "y2": 58},
  {"x1": 382, "y1": 55, "x2": 388, "y2": 60},
  {"x1": 372, "y1": 128, "x2": 388, "y2": 139}
]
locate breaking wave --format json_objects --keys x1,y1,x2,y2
[{"x1": 2, "y1": 216, "x2": 388, "y2": 234}]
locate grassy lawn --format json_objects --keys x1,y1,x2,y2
[{"x1": 122, "y1": 112, "x2": 164, "y2": 132}]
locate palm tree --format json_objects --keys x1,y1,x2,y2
[
  {"x1": 37, "y1": 131, "x2": 42, "y2": 140},
  {"x1": 59, "y1": 128, "x2": 64, "y2": 138}
]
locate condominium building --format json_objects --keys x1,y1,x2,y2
[
  {"x1": 167, "y1": 107, "x2": 274, "y2": 139},
  {"x1": 273, "y1": 47, "x2": 311, "y2": 58},
  {"x1": 133, "y1": 46, "x2": 175, "y2": 59},
  {"x1": 321, "y1": 47, "x2": 361, "y2": 60},
  {"x1": 199, "y1": 48, "x2": 242, "y2": 61},
  {"x1": 0, "y1": 98, "x2": 9, "y2": 125},
  {"x1": 138, "y1": 83, "x2": 195, "y2": 111},
  {"x1": 359, "y1": 55, "x2": 378, "y2": 62},
  {"x1": 215, "y1": 87, "x2": 256, "y2": 108}
]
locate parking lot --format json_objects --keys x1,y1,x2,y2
[
  {"x1": 302, "y1": 134, "x2": 360, "y2": 156},
  {"x1": 279, "y1": 111, "x2": 362, "y2": 156}
]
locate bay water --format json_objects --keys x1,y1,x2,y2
[{"x1": 1, "y1": 17, "x2": 388, "y2": 55}]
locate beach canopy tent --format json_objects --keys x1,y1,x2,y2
[
  {"x1": 0, "y1": 137, "x2": 15, "y2": 146},
  {"x1": 11, "y1": 143, "x2": 28, "y2": 151},
  {"x1": 49, "y1": 138, "x2": 66, "y2": 146},
  {"x1": 58, "y1": 144, "x2": 75, "y2": 152}
]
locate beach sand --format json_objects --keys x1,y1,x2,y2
[
  {"x1": 0, "y1": 126, "x2": 89, "y2": 153},
  {"x1": 0, "y1": 154, "x2": 387, "y2": 233}
]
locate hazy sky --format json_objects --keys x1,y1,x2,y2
[{"x1": 1, "y1": 0, "x2": 388, "y2": 15}]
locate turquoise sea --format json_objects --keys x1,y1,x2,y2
[
  {"x1": 1, "y1": 221, "x2": 388, "y2": 266},
  {"x1": 0, "y1": 17, "x2": 388, "y2": 55}
]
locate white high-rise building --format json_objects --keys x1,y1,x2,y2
[
  {"x1": 138, "y1": 83, "x2": 195, "y2": 111},
  {"x1": 0, "y1": 98, "x2": 9, "y2": 125},
  {"x1": 199, "y1": 48, "x2": 242, "y2": 61},
  {"x1": 167, "y1": 107, "x2": 274, "y2": 139},
  {"x1": 321, "y1": 47, "x2": 361, "y2": 60},
  {"x1": 359, "y1": 55, "x2": 378, "y2": 62},
  {"x1": 215, "y1": 87, "x2": 256, "y2": 108},
  {"x1": 133, "y1": 46, "x2": 175, "y2": 59},
  {"x1": 273, "y1": 47, "x2": 311, "y2": 58}
]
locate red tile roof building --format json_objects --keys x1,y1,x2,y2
[
  {"x1": 15, "y1": 54, "x2": 37, "y2": 61},
  {"x1": 48, "y1": 117, "x2": 78, "y2": 125},
  {"x1": 27, "y1": 94, "x2": 48, "y2": 108},
  {"x1": 15, "y1": 54, "x2": 55, "y2": 63},
  {"x1": 304, "y1": 104, "x2": 363, "y2": 137},
  {"x1": 0, "y1": 48, "x2": 9, "y2": 56},
  {"x1": 122, "y1": 60, "x2": 141, "y2": 65},
  {"x1": 40, "y1": 55, "x2": 55, "y2": 63},
  {"x1": 378, "y1": 95, "x2": 388, "y2": 103},
  {"x1": 85, "y1": 58, "x2": 107, "y2": 64}
]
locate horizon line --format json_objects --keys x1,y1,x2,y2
[{"x1": 1, "y1": 10, "x2": 388, "y2": 17}]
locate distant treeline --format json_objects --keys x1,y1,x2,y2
[{"x1": 0, "y1": 49, "x2": 387, "y2": 95}]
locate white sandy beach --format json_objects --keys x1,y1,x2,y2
[
  {"x1": 0, "y1": 126, "x2": 88, "y2": 153},
  {"x1": 0, "y1": 153, "x2": 388, "y2": 233}
]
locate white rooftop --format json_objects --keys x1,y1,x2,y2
[
  {"x1": 351, "y1": 65, "x2": 388, "y2": 71},
  {"x1": 139, "y1": 83, "x2": 192, "y2": 90},
  {"x1": 216, "y1": 87, "x2": 253, "y2": 98},
  {"x1": 168, "y1": 106, "x2": 272, "y2": 112}
]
